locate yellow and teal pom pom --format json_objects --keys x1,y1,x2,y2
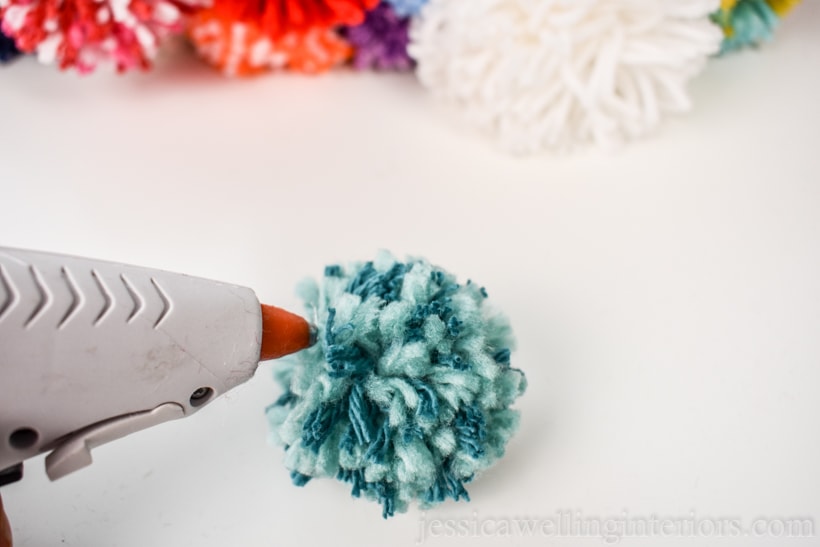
[
  {"x1": 712, "y1": 0, "x2": 802, "y2": 52},
  {"x1": 266, "y1": 252, "x2": 526, "y2": 517}
]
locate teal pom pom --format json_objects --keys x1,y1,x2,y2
[
  {"x1": 712, "y1": 0, "x2": 781, "y2": 53},
  {"x1": 266, "y1": 252, "x2": 526, "y2": 517}
]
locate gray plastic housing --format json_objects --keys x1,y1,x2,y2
[{"x1": 0, "y1": 247, "x2": 262, "y2": 479}]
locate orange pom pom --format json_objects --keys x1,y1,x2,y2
[
  {"x1": 189, "y1": 14, "x2": 352, "y2": 75},
  {"x1": 188, "y1": 0, "x2": 375, "y2": 75}
]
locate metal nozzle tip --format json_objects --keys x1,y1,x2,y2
[{"x1": 308, "y1": 324, "x2": 319, "y2": 347}]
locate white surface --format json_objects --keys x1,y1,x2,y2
[{"x1": 1, "y1": 5, "x2": 819, "y2": 546}]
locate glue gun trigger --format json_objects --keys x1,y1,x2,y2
[{"x1": 44, "y1": 403, "x2": 184, "y2": 481}]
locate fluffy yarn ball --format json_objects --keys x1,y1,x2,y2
[
  {"x1": 0, "y1": 0, "x2": 202, "y2": 72},
  {"x1": 409, "y1": 0, "x2": 723, "y2": 153},
  {"x1": 266, "y1": 253, "x2": 526, "y2": 517},
  {"x1": 712, "y1": 0, "x2": 801, "y2": 52}
]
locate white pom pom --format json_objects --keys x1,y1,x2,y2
[{"x1": 409, "y1": 0, "x2": 723, "y2": 153}]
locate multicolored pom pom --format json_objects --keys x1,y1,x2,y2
[
  {"x1": 712, "y1": 0, "x2": 801, "y2": 52},
  {"x1": 343, "y1": 3, "x2": 413, "y2": 71},
  {"x1": 0, "y1": 29, "x2": 20, "y2": 62},
  {"x1": 0, "y1": 0, "x2": 204, "y2": 72},
  {"x1": 187, "y1": 0, "x2": 376, "y2": 75},
  {"x1": 266, "y1": 253, "x2": 526, "y2": 517}
]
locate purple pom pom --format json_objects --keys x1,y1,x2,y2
[{"x1": 344, "y1": 3, "x2": 413, "y2": 71}]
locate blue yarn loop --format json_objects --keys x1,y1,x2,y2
[
  {"x1": 411, "y1": 380, "x2": 438, "y2": 419},
  {"x1": 347, "y1": 261, "x2": 408, "y2": 303},
  {"x1": 290, "y1": 471, "x2": 312, "y2": 487},
  {"x1": 493, "y1": 348, "x2": 511, "y2": 367},
  {"x1": 454, "y1": 404, "x2": 487, "y2": 458},
  {"x1": 303, "y1": 400, "x2": 348, "y2": 452},
  {"x1": 267, "y1": 254, "x2": 526, "y2": 517},
  {"x1": 424, "y1": 459, "x2": 471, "y2": 505},
  {"x1": 273, "y1": 390, "x2": 298, "y2": 407},
  {"x1": 347, "y1": 383, "x2": 378, "y2": 445},
  {"x1": 325, "y1": 308, "x2": 376, "y2": 378}
]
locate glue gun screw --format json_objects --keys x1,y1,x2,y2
[{"x1": 189, "y1": 387, "x2": 214, "y2": 407}]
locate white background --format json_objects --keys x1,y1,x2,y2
[{"x1": 1, "y1": 4, "x2": 819, "y2": 546}]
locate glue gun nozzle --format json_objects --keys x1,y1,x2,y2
[{"x1": 259, "y1": 304, "x2": 316, "y2": 361}]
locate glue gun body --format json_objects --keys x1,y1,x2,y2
[{"x1": 0, "y1": 247, "x2": 263, "y2": 484}]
